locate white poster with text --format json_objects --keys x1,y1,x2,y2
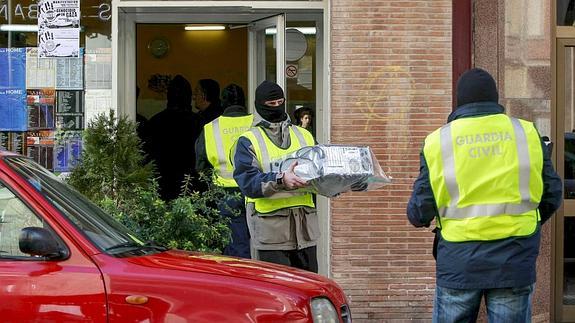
[{"x1": 38, "y1": 0, "x2": 80, "y2": 58}]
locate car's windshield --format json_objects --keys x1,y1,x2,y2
[{"x1": 4, "y1": 156, "x2": 165, "y2": 256}]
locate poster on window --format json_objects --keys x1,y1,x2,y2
[
  {"x1": 0, "y1": 89, "x2": 27, "y2": 131},
  {"x1": 38, "y1": 0, "x2": 80, "y2": 58},
  {"x1": 38, "y1": 29, "x2": 80, "y2": 58},
  {"x1": 0, "y1": 48, "x2": 27, "y2": 131},
  {"x1": 0, "y1": 48, "x2": 26, "y2": 89},
  {"x1": 0, "y1": 132, "x2": 26, "y2": 155},
  {"x1": 26, "y1": 130, "x2": 55, "y2": 170},
  {"x1": 84, "y1": 89, "x2": 112, "y2": 126},
  {"x1": 56, "y1": 49, "x2": 84, "y2": 89},
  {"x1": 85, "y1": 48, "x2": 112, "y2": 89},
  {"x1": 56, "y1": 115, "x2": 83, "y2": 130},
  {"x1": 27, "y1": 89, "x2": 56, "y2": 130},
  {"x1": 0, "y1": 132, "x2": 8, "y2": 151},
  {"x1": 54, "y1": 130, "x2": 82, "y2": 172},
  {"x1": 26, "y1": 48, "x2": 57, "y2": 88},
  {"x1": 56, "y1": 90, "x2": 83, "y2": 113}
]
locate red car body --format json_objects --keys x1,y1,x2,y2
[{"x1": 0, "y1": 152, "x2": 350, "y2": 322}]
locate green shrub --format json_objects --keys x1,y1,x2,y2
[
  {"x1": 67, "y1": 110, "x2": 154, "y2": 205},
  {"x1": 68, "y1": 110, "x2": 231, "y2": 253}
]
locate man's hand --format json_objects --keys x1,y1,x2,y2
[{"x1": 283, "y1": 161, "x2": 308, "y2": 189}]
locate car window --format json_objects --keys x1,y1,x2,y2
[
  {"x1": 5, "y1": 157, "x2": 161, "y2": 257},
  {"x1": 0, "y1": 183, "x2": 45, "y2": 258}
]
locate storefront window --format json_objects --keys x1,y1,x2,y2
[
  {"x1": 265, "y1": 22, "x2": 317, "y2": 136},
  {"x1": 558, "y1": 0, "x2": 575, "y2": 26},
  {"x1": 566, "y1": 214, "x2": 575, "y2": 306},
  {"x1": 0, "y1": 0, "x2": 111, "y2": 172},
  {"x1": 561, "y1": 43, "x2": 575, "y2": 306},
  {"x1": 565, "y1": 46, "x2": 575, "y2": 200}
]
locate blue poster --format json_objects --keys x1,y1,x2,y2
[
  {"x1": 54, "y1": 131, "x2": 82, "y2": 172},
  {"x1": 0, "y1": 48, "x2": 27, "y2": 131}
]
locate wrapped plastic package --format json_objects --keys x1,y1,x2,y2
[{"x1": 270, "y1": 145, "x2": 392, "y2": 197}]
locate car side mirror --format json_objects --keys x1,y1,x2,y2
[{"x1": 19, "y1": 227, "x2": 66, "y2": 259}]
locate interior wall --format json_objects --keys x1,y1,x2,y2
[{"x1": 136, "y1": 24, "x2": 248, "y2": 119}]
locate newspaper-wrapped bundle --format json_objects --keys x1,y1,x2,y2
[{"x1": 270, "y1": 145, "x2": 392, "y2": 197}]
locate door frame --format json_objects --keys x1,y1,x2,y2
[
  {"x1": 555, "y1": 37, "x2": 575, "y2": 322},
  {"x1": 248, "y1": 14, "x2": 286, "y2": 110},
  {"x1": 111, "y1": 0, "x2": 332, "y2": 276}
]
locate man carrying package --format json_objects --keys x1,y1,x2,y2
[{"x1": 232, "y1": 81, "x2": 319, "y2": 272}]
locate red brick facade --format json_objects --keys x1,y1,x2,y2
[{"x1": 330, "y1": 1, "x2": 453, "y2": 321}]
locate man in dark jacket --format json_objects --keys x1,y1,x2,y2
[
  {"x1": 407, "y1": 68, "x2": 562, "y2": 322},
  {"x1": 144, "y1": 75, "x2": 201, "y2": 200},
  {"x1": 194, "y1": 79, "x2": 224, "y2": 126}
]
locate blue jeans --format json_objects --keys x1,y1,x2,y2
[
  {"x1": 433, "y1": 284, "x2": 534, "y2": 323},
  {"x1": 218, "y1": 194, "x2": 250, "y2": 259}
]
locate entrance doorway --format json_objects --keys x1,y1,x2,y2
[{"x1": 112, "y1": 2, "x2": 331, "y2": 275}]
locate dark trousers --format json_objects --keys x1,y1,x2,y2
[
  {"x1": 219, "y1": 192, "x2": 250, "y2": 259},
  {"x1": 259, "y1": 246, "x2": 318, "y2": 273}
]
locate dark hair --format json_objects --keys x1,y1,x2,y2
[
  {"x1": 300, "y1": 109, "x2": 312, "y2": 117},
  {"x1": 198, "y1": 79, "x2": 221, "y2": 105},
  {"x1": 294, "y1": 107, "x2": 313, "y2": 124},
  {"x1": 221, "y1": 83, "x2": 245, "y2": 108},
  {"x1": 167, "y1": 75, "x2": 192, "y2": 109}
]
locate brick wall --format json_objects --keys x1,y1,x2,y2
[{"x1": 330, "y1": 1, "x2": 452, "y2": 321}]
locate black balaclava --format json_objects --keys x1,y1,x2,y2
[
  {"x1": 255, "y1": 81, "x2": 287, "y2": 123},
  {"x1": 456, "y1": 68, "x2": 499, "y2": 108}
]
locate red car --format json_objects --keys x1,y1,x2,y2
[{"x1": 0, "y1": 152, "x2": 351, "y2": 322}]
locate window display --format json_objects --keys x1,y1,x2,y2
[{"x1": 1, "y1": 0, "x2": 111, "y2": 172}]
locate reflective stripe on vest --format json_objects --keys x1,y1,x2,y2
[
  {"x1": 242, "y1": 126, "x2": 315, "y2": 214},
  {"x1": 204, "y1": 115, "x2": 253, "y2": 187},
  {"x1": 424, "y1": 114, "x2": 543, "y2": 242}
]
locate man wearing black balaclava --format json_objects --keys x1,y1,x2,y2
[
  {"x1": 406, "y1": 68, "x2": 562, "y2": 322},
  {"x1": 232, "y1": 80, "x2": 319, "y2": 272}
]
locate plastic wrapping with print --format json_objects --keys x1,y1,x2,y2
[{"x1": 270, "y1": 145, "x2": 392, "y2": 197}]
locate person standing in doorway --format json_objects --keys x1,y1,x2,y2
[
  {"x1": 135, "y1": 86, "x2": 148, "y2": 140},
  {"x1": 195, "y1": 84, "x2": 253, "y2": 258},
  {"x1": 294, "y1": 107, "x2": 313, "y2": 132},
  {"x1": 144, "y1": 75, "x2": 202, "y2": 201},
  {"x1": 407, "y1": 68, "x2": 563, "y2": 322},
  {"x1": 233, "y1": 80, "x2": 319, "y2": 272},
  {"x1": 195, "y1": 79, "x2": 224, "y2": 125}
]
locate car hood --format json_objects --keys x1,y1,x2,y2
[{"x1": 125, "y1": 250, "x2": 343, "y2": 298}]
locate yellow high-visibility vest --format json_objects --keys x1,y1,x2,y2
[
  {"x1": 204, "y1": 114, "x2": 254, "y2": 187},
  {"x1": 241, "y1": 126, "x2": 315, "y2": 214},
  {"x1": 423, "y1": 114, "x2": 543, "y2": 242}
]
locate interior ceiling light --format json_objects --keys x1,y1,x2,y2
[
  {"x1": 184, "y1": 25, "x2": 226, "y2": 31},
  {"x1": 0, "y1": 24, "x2": 39, "y2": 32},
  {"x1": 265, "y1": 27, "x2": 316, "y2": 35}
]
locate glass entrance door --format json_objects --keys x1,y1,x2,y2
[
  {"x1": 557, "y1": 38, "x2": 575, "y2": 322},
  {"x1": 248, "y1": 14, "x2": 286, "y2": 112}
]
